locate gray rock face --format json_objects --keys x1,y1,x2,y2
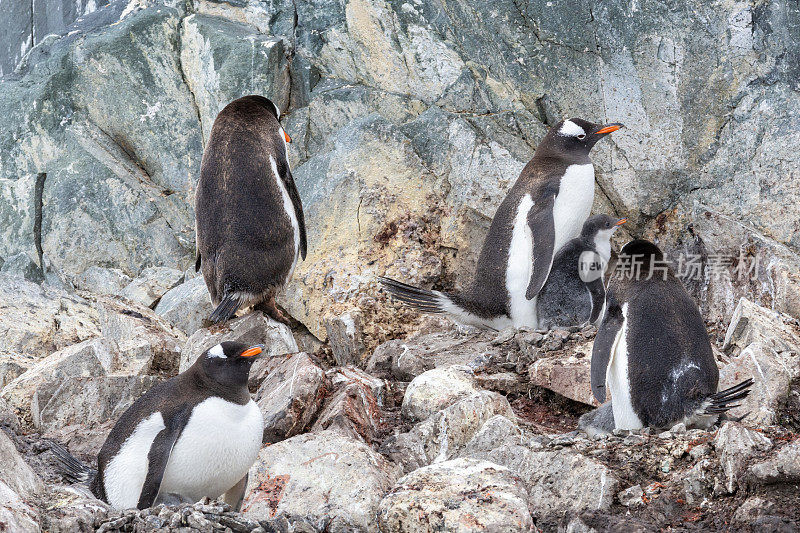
[
  {"x1": 0, "y1": 481, "x2": 40, "y2": 533},
  {"x1": 73, "y1": 266, "x2": 132, "y2": 295},
  {"x1": 243, "y1": 431, "x2": 399, "y2": 531},
  {"x1": 180, "y1": 312, "x2": 298, "y2": 372},
  {"x1": 463, "y1": 418, "x2": 620, "y2": 527},
  {"x1": 1, "y1": 0, "x2": 798, "y2": 351},
  {"x1": 378, "y1": 458, "x2": 533, "y2": 533},
  {"x1": 311, "y1": 374, "x2": 384, "y2": 443}
]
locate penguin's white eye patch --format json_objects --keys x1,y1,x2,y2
[
  {"x1": 272, "y1": 101, "x2": 281, "y2": 120},
  {"x1": 208, "y1": 344, "x2": 226, "y2": 359},
  {"x1": 559, "y1": 120, "x2": 586, "y2": 138}
]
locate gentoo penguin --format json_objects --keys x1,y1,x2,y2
[
  {"x1": 536, "y1": 214, "x2": 626, "y2": 331},
  {"x1": 52, "y1": 342, "x2": 265, "y2": 510},
  {"x1": 584, "y1": 240, "x2": 753, "y2": 433},
  {"x1": 381, "y1": 118, "x2": 623, "y2": 330},
  {"x1": 195, "y1": 95, "x2": 307, "y2": 324}
]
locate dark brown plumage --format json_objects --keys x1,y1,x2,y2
[{"x1": 195, "y1": 96, "x2": 307, "y2": 323}]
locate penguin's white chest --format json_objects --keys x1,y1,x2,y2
[
  {"x1": 606, "y1": 304, "x2": 644, "y2": 430},
  {"x1": 552, "y1": 164, "x2": 595, "y2": 253},
  {"x1": 270, "y1": 155, "x2": 301, "y2": 279},
  {"x1": 506, "y1": 194, "x2": 538, "y2": 328},
  {"x1": 159, "y1": 398, "x2": 264, "y2": 502}
]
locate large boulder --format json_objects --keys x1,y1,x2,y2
[
  {"x1": 96, "y1": 297, "x2": 185, "y2": 376},
  {"x1": 712, "y1": 421, "x2": 773, "y2": 494},
  {"x1": 378, "y1": 458, "x2": 533, "y2": 532},
  {"x1": 117, "y1": 266, "x2": 184, "y2": 308},
  {"x1": 0, "y1": 430, "x2": 43, "y2": 499},
  {"x1": 367, "y1": 329, "x2": 501, "y2": 381},
  {"x1": 401, "y1": 365, "x2": 480, "y2": 422},
  {"x1": 154, "y1": 276, "x2": 214, "y2": 336},
  {"x1": 255, "y1": 352, "x2": 328, "y2": 443},
  {"x1": 1, "y1": 338, "x2": 113, "y2": 414},
  {"x1": 383, "y1": 390, "x2": 515, "y2": 473},
  {"x1": 243, "y1": 431, "x2": 399, "y2": 531}
]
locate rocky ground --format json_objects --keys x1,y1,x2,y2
[{"x1": 1, "y1": 268, "x2": 800, "y2": 532}]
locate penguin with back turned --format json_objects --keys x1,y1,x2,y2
[
  {"x1": 381, "y1": 118, "x2": 623, "y2": 330},
  {"x1": 536, "y1": 214, "x2": 626, "y2": 331},
  {"x1": 195, "y1": 95, "x2": 307, "y2": 324},
  {"x1": 582, "y1": 239, "x2": 753, "y2": 434},
  {"x1": 52, "y1": 342, "x2": 265, "y2": 510}
]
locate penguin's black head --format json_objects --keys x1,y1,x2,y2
[
  {"x1": 541, "y1": 118, "x2": 624, "y2": 159},
  {"x1": 617, "y1": 239, "x2": 668, "y2": 280},
  {"x1": 199, "y1": 341, "x2": 264, "y2": 388},
  {"x1": 619, "y1": 239, "x2": 664, "y2": 260},
  {"x1": 237, "y1": 95, "x2": 292, "y2": 144},
  {"x1": 580, "y1": 214, "x2": 627, "y2": 239}
]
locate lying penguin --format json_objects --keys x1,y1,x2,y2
[
  {"x1": 536, "y1": 214, "x2": 626, "y2": 331},
  {"x1": 52, "y1": 342, "x2": 265, "y2": 510},
  {"x1": 580, "y1": 240, "x2": 753, "y2": 434},
  {"x1": 380, "y1": 118, "x2": 623, "y2": 330}
]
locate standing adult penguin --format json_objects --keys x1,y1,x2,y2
[
  {"x1": 584, "y1": 240, "x2": 753, "y2": 433},
  {"x1": 51, "y1": 342, "x2": 265, "y2": 510},
  {"x1": 195, "y1": 95, "x2": 307, "y2": 324},
  {"x1": 381, "y1": 118, "x2": 623, "y2": 329},
  {"x1": 536, "y1": 214, "x2": 626, "y2": 331}
]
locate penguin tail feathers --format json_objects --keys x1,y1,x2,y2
[
  {"x1": 704, "y1": 378, "x2": 754, "y2": 414},
  {"x1": 209, "y1": 293, "x2": 241, "y2": 323},
  {"x1": 48, "y1": 441, "x2": 95, "y2": 484},
  {"x1": 378, "y1": 277, "x2": 449, "y2": 314}
]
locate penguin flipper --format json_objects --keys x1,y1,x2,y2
[
  {"x1": 209, "y1": 294, "x2": 242, "y2": 323},
  {"x1": 591, "y1": 290, "x2": 624, "y2": 403},
  {"x1": 586, "y1": 277, "x2": 606, "y2": 324},
  {"x1": 136, "y1": 421, "x2": 186, "y2": 510},
  {"x1": 195, "y1": 253, "x2": 201, "y2": 272},
  {"x1": 525, "y1": 195, "x2": 556, "y2": 300},
  {"x1": 277, "y1": 160, "x2": 308, "y2": 261}
]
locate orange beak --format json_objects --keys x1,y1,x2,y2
[
  {"x1": 615, "y1": 218, "x2": 627, "y2": 226},
  {"x1": 239, "y1": 345, "x2": 263, "y2": 358},
  {"x1": 595, "y1": 123, "x2": 623, "y2": 135},
  {"x1": 284, "y1": 131, "x2": 292, "y2": 143}
]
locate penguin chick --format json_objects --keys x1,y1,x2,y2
[
  {"x1": 588, "y1": 239, "x2": 753, "y2": 432},
  {"x1": 52, "y1": 342, "x2": 265, "y2": 510},
  {"x1": 380, "y1": 118, "x2": 623, "y2": 330},
  {"x1": 195, "y1": 95, "x2": 307, "y2": 324},
  {"x1": 536, "y1": 214, "x2": 626, "y2": 331}
]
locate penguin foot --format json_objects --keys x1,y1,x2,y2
[{"x1": 255, "y1": 297, "x2": 290, "y2": 325}]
